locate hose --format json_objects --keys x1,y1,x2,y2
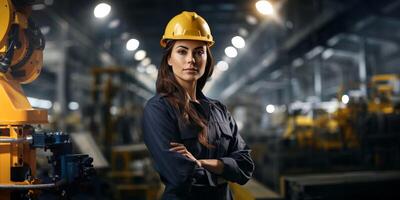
[
  {"x1": 0, "y1": 136, "x2": 32, "y2": 143},
  {"x1": 0, "y1": 180, "x2": 66, "y2": 190}
]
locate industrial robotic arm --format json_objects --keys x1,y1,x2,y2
[{"x1": 0, "y1": 0, "x2": 94, "y2": 199}]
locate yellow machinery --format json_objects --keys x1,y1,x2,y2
[
  {"x1": 0, "y1": 1, "x2": 94, "y2": 199},
  {"x1": 282, "y1": 74, "x2": 400, "y2": 153},
  {"x1": 283, "y1": 106, "x2": 359, "y2": 151},
  {"x1": 368, "y1": 74, "x2": 400, "y2": 114},
  {"x1": 283, "y1": 115, "x2": 314, "y2": 149},
  {"x1": 0, "y1": 1, "x2": 47, "y2": 199}
]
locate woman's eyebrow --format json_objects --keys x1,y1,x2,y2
[
  {"x1": 175, "y1": 46, "x2": 205, "y2": 50},
  {"x1": 194, "y1": 46, "x2": 205, "y2": 50},
  {"x1": 176, "y1": 46, "x2": 189, "y2": 49}
]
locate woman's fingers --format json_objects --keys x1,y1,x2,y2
[
  {"x1": 176, "y1": 150, "x2": 187, "y2": 154},
  {"x1": 169, "y1": 142, "x2": 196, "y2": 161},
  {"x1": 170, "y1": 142, "x2": 183, "y2": 146},
  {"x1": 169, "y1": 146, "x2": 186, "y2": 151}
]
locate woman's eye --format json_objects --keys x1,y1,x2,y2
[
  {"x1": 177, "y1": 50, "x2": 187, "y2": 55},
  {"x1": 196, "y1": 50, "x2": 205, "y2": 56}
]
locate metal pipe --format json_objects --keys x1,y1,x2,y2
[
  {"x1": 0, "y1": 180, "x2": 65, "y2": 190},
  {"x1": 0, "y1": 135, "x2": 32, "y2": 143}
]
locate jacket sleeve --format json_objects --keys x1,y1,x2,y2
[
  {"x1": 218, "y1": 109, "x2": 255, "y2": 185},
  {"x1": 142, "y1": 100, "x2": 197, "y2": 195}
]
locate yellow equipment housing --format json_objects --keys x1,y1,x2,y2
[
  {"x1": 368, "y1": 74, "x2": 400, "y2": 114},
  {"x1": 283, "y1": 107, "x2": 359, "y2": 151},
  {"x1": 0, "y1": 0, "x2": 47, "y2": 199}
]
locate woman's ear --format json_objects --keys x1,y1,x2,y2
[{"x1": 167, "y1": 56, "x2": 172, "y2": 67}]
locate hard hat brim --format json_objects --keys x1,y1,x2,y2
[{"x1": 160, "y1": 36, "x2": 214, "y2": 48}]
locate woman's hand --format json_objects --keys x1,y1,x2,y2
[{"x1": 169, "y1": 142, "x2": 202, "y2": 167}]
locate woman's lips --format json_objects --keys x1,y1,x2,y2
[{"x1": 183, "y1": 68, "x2": 198, "y2": 72}]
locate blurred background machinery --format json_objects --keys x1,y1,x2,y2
[{"x1": 10, "y1": 0, "x2": 400, "y2": 199}]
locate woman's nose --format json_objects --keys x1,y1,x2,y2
[{"x1": 187, "y1": 53, "x2": 195, "y2": 63}]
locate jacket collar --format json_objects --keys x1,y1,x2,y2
[{"x1": 197, "y1": 90, "x2": 211, "y2": 104}]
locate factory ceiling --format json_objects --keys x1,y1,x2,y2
[{"x1": 22, "y1": 0, "x2": 400, "y2": 108}]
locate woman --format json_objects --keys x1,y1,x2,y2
[{"x1": 142, "y1": 11, "x2": 254, "y2": 200}]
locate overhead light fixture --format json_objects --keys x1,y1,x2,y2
[
  {"x1": 231, "y1": 36, "x2": 246, "y2": 49},
  {"x1": 126, "y1": 39, "x2": 139, "y2": 51},
  {"x1": 292, "y1": 58, "x2": 304, "y2": 68},
  {"x1": 108, "y1": 19, "x2": 120, "y2": 29},
  {"x1": 266, "y1": 104, "x2": 275, "y2": 113},
  {"x1": 68, "y1": 102, "x2": 79, "y2": 110},
  {"x1": 255, "y1": 0, "x2": 274, "y2": 16},
  {"x1": 141, "y1": 57, "x2": 151, "y2": 66},
  {"x1": 305, "y1": 46, "x2": 324, "y2": 59},
  {"x1": 137, "y1": 65, "x2": 146, "y2": 73},
  {"x1": 32, "y1": 4, "x2": 46, "y2": 10},
  {"x1": 341, "y1": 95, "x2": 349, "y2": 104},
  {"x1": 246, "y1": 15, "x2": 258, "y2": 25},
  {"x1": 216, "y1": 61, "x2": 229, "y2": 71},
  {"x1": 238, "y1": 28, "x2": 249, "y2": 37},
  {"x1": 322, "y1": 49, "x2": 334, "y2": 60},
  {"x1": 40, "y1": 26, "x2": 51, "y2": 35},
  {"x1": 94, "y1": 3, "x2": 111, "y2": 18},
  {"x1": 134, "y1": 50, "x2": 147, "y2": 61},
  {"x1": 146, "y1": 64, "x2": 157, "y2": 74},
  {"x1": 225, "y1": 46, "x2": 238, "y2": 58}
]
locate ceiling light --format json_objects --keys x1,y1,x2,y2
[
  {"x1": 68, "y1": 102, "x2": 79, "y2": 110},
  {"x1": 141, "y1": 58, "x2": 151, "y2": 66},
  {"x1": 134, "y1": 50, "x2": 147, "y2": 61},
  {"x1": 266, "y1": 104, "x2": 275, "y2": 113},
  {"x1": 108, "y1": 19, "x2": 120, "y2": 29},
  {"x1": 126, "y1": 39, "x2": 139, "y2": 51},
  {"x1": 255, "y1": 0, "x2": 274, "y2": 16},
  {"x1": 94, "y1": 3, "x2": 111, "y2": 18},
  {"x1": 246, "y1": 15, "x2": 258, "y2": 25},
  {"x1": 40, "y1": 26, "x2": 50, "y2": 35},
  {"x1": 216, "y1": 61, "x2": 229, "y2": 71},
  {"x1": 238, "y1": 28, "x2": 248, "y2": 37},
  {"x1": 231, "y1": 36, "x2": 245, "y2": 49},
  {"x1": 341, "y1": 95, "x2": 349, "y2": 104},
  {"x1": 32, "y1": 4, "x2": 46, "y2": 10},
  {"x1": 225, "y1": 46, "x2": 238, "y2": 58},
  {"x1": 322, "y1": 49, "x2": 334, "y2": 60},
  {"x1": 146, "y1": 64, "x2": 157, "y2": 74}
]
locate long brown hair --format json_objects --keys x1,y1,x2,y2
[{"x1": 156, "y1": 40, "x2": 214, "y2": 148}]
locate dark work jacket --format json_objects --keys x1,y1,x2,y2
[{"x1": 142, "y1": 92, "x2": 255, "y2": 200}]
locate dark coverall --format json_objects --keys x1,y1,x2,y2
[{"x1": 142, "y1": 92, "x2": 255, "y2": 200}]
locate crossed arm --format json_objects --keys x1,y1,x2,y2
[{"x1": 169, "y1": 142, "x2": 224, "y2": 174}]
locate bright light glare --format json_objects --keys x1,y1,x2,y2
[
  {"x1": 256, "y1": 0, "x2": 274, "y2": 16},
  {"x1": 68, "y1": 102, "x2": 79, "y2": 110},
  {"x1": 266, "y1": 104, "x2": 275, "y2": 113},
  {"x1": 108, "y1": 19, "x2": 120, "y2": 29},
  {"x1": 225, "y1": 46, "x2": 238, "y2": 58},
  {"x1": 246, "y1": 15, "x2": 258, "y2": 25},
  {"x1": 146, "y1": 64, "x2": 157, "y2": 74},
  {"x1": 216, "y1": 61, "x2": 229, "y2": 71},
  {"x1": 231, "y1": 36, "x2": 246, "y2": 49},
  {"x1": 341, "y1": 95, "x2": 350, "y2": 104},
  {"x1": 141, "y1": 58, "x2": 151, "y2": 66},
  {"x1": 94, "y1": 3, "x2": 111, "y2": 18},
  {"x1": 28, "y1": 97, "x2": 52, "y2": 109},
  {"x1": 126, "y1": 39, "x2": 139, "y2": 51},
  {"x1": 134, "y1": 50, "x2": 147, "y2": 61}
]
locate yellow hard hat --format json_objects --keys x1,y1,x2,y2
[{"x1": 160, "y1": 11, "x2": 214, "y2": 47}]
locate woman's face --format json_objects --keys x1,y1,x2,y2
[{"x1": 168, "y1": 40, "x2": 207, "y2": 86}]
